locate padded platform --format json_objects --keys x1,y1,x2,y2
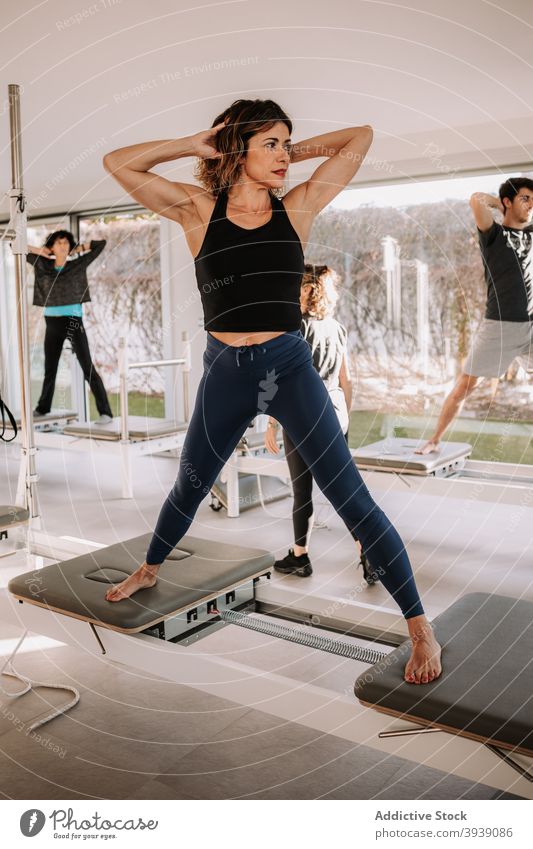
[
  {"x1": 63, "y1": 416, "x2": 188, "y2": 441},
  {"x1": 8, "y1": 533, "x2": 273, "y2": 633},
  {"x1": 4, "y1": 410, "x2": 78, "y2": 430},
  {"x1": 34, "y1": 409, "x2": 78, "y2": 424},
  {"x1": 0, "y1": 505, "x2": 30, "y2": 531},
  {"x1": 355, "y1": 593, "x2": 533, "y2": 756},
  {"x1": 353, "y1": 438, "x2": 471, "y2": 474}
]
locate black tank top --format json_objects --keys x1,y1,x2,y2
[{"x1": 194, "y1": 190, "x2": 305, "y2": 332}]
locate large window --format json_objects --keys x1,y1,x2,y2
[
  {"x1": 78, "y1": 211, "x2": 163, "y2": 418},
  {"x1": 0, "y1": 218, "x2": 73, "y2": 415},
  {"x1": 307, "y1": 172, "x2": 533, "y2": 464},
  {"x1": 0, "y1": 210, "x2": 163, "y2": 420}
]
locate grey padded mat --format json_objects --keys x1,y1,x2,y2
[
  {"x1": 0, "y1": 505, "x2": 30, "y2": 530},
  {"x1": 353, "y1": 438, "x2": 471, "y2": 474},
  {"x1": 8, "y1": 533, "x2": 274, "y2": 633},
  {"x1": 5, "y1": 410, "x2": 78, "y2": 429},
  {"x1": 355, "y1": 593, "x2": 533, "y2": 755},
  {"x1": 33, "y1": 409, "x2": 77, "y2": 423},
  {"x1": 63, "y1": 416, "x2": 188, "y2": 441}
]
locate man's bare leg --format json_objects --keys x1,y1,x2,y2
[
  {"x1": 404, "y1": 615, "x2": 442, "y2": 684},
  {"x1": 105, "y1": 562, "x2": 162, "y2": 602},
  {"x1": 416, "y1": 373, "x2": 481, "y2": 454}
]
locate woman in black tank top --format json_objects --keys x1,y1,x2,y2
[{"x1": 103, "y1": 98, "x2": 441, "y2": 685}]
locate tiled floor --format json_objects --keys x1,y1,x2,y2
[
  {"x1": 0, "y1": 643, "x2": 517, "y2": 800},
  {"x1": 0, "y1": 441, "x2": 530, "y2": 799}
]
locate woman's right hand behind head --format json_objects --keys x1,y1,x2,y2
[{"x1": 190, "y1": 122, "x2": 227, "y2": 159}]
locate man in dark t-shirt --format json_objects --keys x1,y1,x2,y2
[{"x1": 418, "y1": 176, "x2": 533, "y2": 454}]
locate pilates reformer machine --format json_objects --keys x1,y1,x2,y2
[
  {"x1": 1, "y1": 535, "x2": 532, "y2": 798},
  {"x1": 219, "y1": 432, "x2": 533, "y2": 516},
  {"x1": 353, "y1": 437, "x2": 533, "y2": 506},
  {"x1": 3, "y1": 336, "x2": 192, "y2": 501}
]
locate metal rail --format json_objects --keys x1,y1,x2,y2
[
  {"x1": 118, "y1": 330, "x2": 191, "y2": 442},
  {"x1": 6, "y1": 84, "x2": 40, "y2": 521}
]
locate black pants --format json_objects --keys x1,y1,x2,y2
[
  {"x1": 283, "y1": 428, "x2": 349, "y2": 548},
  {"x1": 36, "y1": 316, "x2": 112, "y2": 417}
]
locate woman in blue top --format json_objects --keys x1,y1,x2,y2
[
  {"x1": 102, "y1": 98, "x2": 441, "y2": 684},
  {"x1": 26, "y1": 230, "x2": 112, "y2": 423}
]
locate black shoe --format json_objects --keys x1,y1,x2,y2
[
  {"x1": 33, "y1": 408, "x2": 47, "y2": 417},
  {"x1": 360, "y1": 549, "x2": 378, "y2": 585},
  {"x1": 274, "y1": 548, "x2": 313, "y2": 577}
]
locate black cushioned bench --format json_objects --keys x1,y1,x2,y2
[
  {"x1": 8, "y1": 533, "x2": 274, "y2": 634},
  {"x1": 355, "y1": 593, "x2": 533, "y2": 757},
  {"x1": 63, "y1": 416, "x2": 188, "y2": 441}
]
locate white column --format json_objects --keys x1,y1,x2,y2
[
  {"x1": 382, "y1": 236, "x2": 401, "y2": 330},
  {"x1": 416, "y1": 260, "x2": 429, "y2": 378},
  {"x1": 159, "y1": 218, "x2": 204, "y2": 423}
]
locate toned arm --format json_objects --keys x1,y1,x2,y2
[
  {"x1": 285, "y1": 125, "x2": 373, "y2": 217},
  {"x1": 470, "y1": 192, "x2": 502, "y2": 232}
]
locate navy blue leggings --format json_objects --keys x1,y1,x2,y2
[{"x1": 146, "y1": 332, "x2": 424, "y2": 619}]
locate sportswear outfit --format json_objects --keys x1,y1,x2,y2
[
  {"x1": 145, "y1": 190, "x2": 424, "y2": 619},
  {"x1": 464, "y1": 222, "x2": 533, "y2": 377},
  {"x1": 27, "y1": 241, "x2": 112, "y2": 417}
]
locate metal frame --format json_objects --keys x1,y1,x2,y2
[
  {"x1": 1, "y1": 85, "x2": 40, "y2": 524},
  {"x1": 3, "y1": 328, "x2": 191, "y2": 499},
  {"x1": 379, "y1": 724, "x2": 533, "y2": 783},
  {"x1": 118, "y1": 332, "x2": 191, "y2": 441},
  {"x1": 218, "y1": 444, "x2": 533, "y2": 517}
]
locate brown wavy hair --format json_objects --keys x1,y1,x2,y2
[
  {"x1": 194, "y1": 99, "x2": 292, "y2": 196},
  {"x1": 302, "y1": 264, "x2": 340, "y2": 320}
]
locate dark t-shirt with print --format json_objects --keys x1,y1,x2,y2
[{"x1": 478, "y1": 222, "x2": 533, "y2": 321}]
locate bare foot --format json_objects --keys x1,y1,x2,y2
[
  {"x1": 415, "y1": 439, "x2": 440, "y2": 455},
  {"x1": 404, "y1": 618, "x2": 442, "y2": 684},
  {"x1": 105, "y1": 563, "x2": 159, "y2": 602}
]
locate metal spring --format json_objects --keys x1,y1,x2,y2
[{"x1": 219, "y1": 610, "x2": 387, "y2": 665}]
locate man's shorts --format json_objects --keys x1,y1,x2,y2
[{"x1": 463, "y1": 318, "x2": 533, "y2": 378}]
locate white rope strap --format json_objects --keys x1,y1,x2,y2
[{"x1": 0, "y1": 631, "x2": 80, "y2": 732}]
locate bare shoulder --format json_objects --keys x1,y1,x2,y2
[
  {"x1": 178, "y1": 186, "x2": 217, "y2": 257},
  {"x1": 186, "y1": 186, "x2": 216, "y2": 219},
  {"x1": 280, "y1": 184, "x2": 316, "y2": 248}
]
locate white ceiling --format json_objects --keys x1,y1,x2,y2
[{"x1": 1, "y1": 0, "x2": 532, "y2": 217}]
